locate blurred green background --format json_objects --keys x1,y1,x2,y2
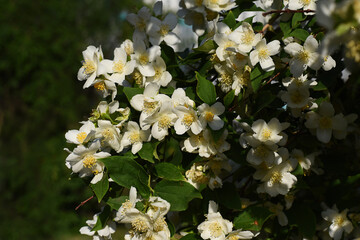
[{"x1": 0, "y1": 0, "x2": 141, "y2": 239}]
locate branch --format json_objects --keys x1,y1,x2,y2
[
  {"x1": 262, "y1": 9, "x2": 315, "y2": 17},
  {"x1": 75, "y1": 195, "x2": 94, "y2": 210}
]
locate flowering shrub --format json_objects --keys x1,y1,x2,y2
[{"x1": 65, "y1": 0, "x2": 360, "y2": 239}]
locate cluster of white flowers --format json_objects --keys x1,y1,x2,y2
[{"x1": 67, "y1": 0, "x2": 360, "y2": 239}]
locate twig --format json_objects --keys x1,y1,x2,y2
[
  {"x1": 266, "y1": 72, "x2": 281, "y2": 84},
  {"x1": 75, "y1": 195, "x2": 94, "y2": 210},
  {"x1": 262, "y1": 9, "x2": 315, "y2": 17},
  {"x1": 259, "y1": 23, "x2": 270, "y2": 35}
]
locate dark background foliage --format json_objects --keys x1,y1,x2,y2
[{"x1": 0, "y1": 0, "x2": 140, "y2": 239}]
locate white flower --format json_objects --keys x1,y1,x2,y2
[
  {"x1": 146, "y1": 13, "x2": 180, "y2": 47},
  {"x1": 174, "y1": 106, "x2": 203, "y2": 135},
  {"x1": 208, "y1": 176, "x2": 223, "y2": 190},
  {"x1": 99, "y1": 47, "x2": 136, "y2": 85},
  {"x1": 65, "y1": 141, "x2": 111, "y2": 184},
  {"x1": 226, "y1": 229, "x2": 256, "y2": 239},
  {"x1": 229, "y1": 22, "x2": 262, "y2": 54},
  {"x1": 214, "y1": 33, "x2": 238, "y2": 61},
  {"x1": 127, "y1": 7, "x2": 152, "y2": 41},
  {"x1": 121, "y1": 39, "x2": 134, "y2": 56},
  {"x1": 171, "y1": 22, "x2": 199, "y2": 52},
  {"x1": 250, "y1": 39, "x2": 280, "y2": 72},
  {"x1": 80, "y1": 212, "x2": 116, "y2": 240},
  {"x1": 121, "y1": 121, "x2": 151, "y2": 154},
  {"x1": 305, "y1": 102, "x2": 348, "y2": 143},
  {"x1": 198, "y1": 201, "x2": 233, "y2": 240},
  {"x1": 198, "y1": 102, "x2": 225, "y2": 130},
  {"x1": 171, "y1": 88, "x2": 195, "y2": 108},
  {"x1": 130, "y1": 83, "x2": 171, "y2": 128},
  {"x1": 284, "y1": 35, "x2": 323, "y2": 77},
  {"x1": 115, "y1": 186, "x2": 140, "y2": 222},
  {"x1": 265, "y1": 202, "x2": 288, "y2": 226},
  {"x1": 254, "y1": 161, "x2": 297, "y2": 197},
  {"x1": 322, "y1": 55, "x2": 336, "y2": 71},
  {"x1": 203, "y1": 0, "x2": 237, "y2": 12},
  {"x1": 142, "y1": 101, "x2": 178, "y2": 141},
  {"x1": 288, "y1": 0, "x2": 317, "y2": 15},
  {"x1": 92, "y1": 78, "x2": 118, "y2": 101},
  {"x1": 322, "y1": 205, "x2": 354, "y2": 240},
  {"x1": 65, "y1": 121, "x2": 95, "y2": 145},
  {"x1": 146, "y1": 56, "x2": 172, "y2": 87},
  {"x1": 131, "y1": 39, "x2": 161, "y2": 77},
  {"x1": 251, "y1": 118, "x2": 290, "y2": 146},
  {"x1": 186, "y1": 163, "x2": 210, "y2": 189},
  {"x1": 182, "y1": 129, "x2": 217, "y2": 157},
  {"x1": 77, "y1": 46, "x2": 104, "y2": 88},
  {"x1": 95, "y1": 120, "x2": 123, "y2": 152},
  {"x1": 246, "y1": 144, "x2": 281, "y2": 167},
  {"x1": 289, "y1": 149, "x2": 316, "y2": 171}
]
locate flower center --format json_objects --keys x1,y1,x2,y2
[
  {"x1": 94, "y1": 81, "x2": 106, "y2": 91},
  {"x1": 83, "y1": 60, "x2": 96, "y2": 75},
  {"x1": 334, "y1": 215, "x2": 345, "y2": 226},
  {"x1": 261, "y1": 128, "x2": 272, "y2": 140},
  {"x1": 346, "y1": 40, "x2": 360, "y2": 63},
  {"x1": 121, "y1": 200, "x2": 133, "y2": 213},
  {"x1": 296, "y1": 49, "x2": 310, "y2": 63},
  {"x1": 204, "y1": 111, "x2": 214, "y2": 121},
  {"x1": 195, "y1": 0, "x2": 203, "y2": 6},
  {"x1": 258, "y1": 47, "x2": 270, "y2": 60},
  {"x1": 209, "y1": 222, "x2": 223, "y2": 238},
  {"x1": 319, "y1": 116, "x2": 332, "y2": 129},
  {"x1": 224, "y1": 41, "x2": 235, "y2": 52},
  {"x1": 136, "y1": 19, "x2": 146, "y2": 30},
  {"x1": 182, "y1": 113, "x2": 195, "y2": 127},
  {"x1": 113, "y1": 61, "x2": 125, "y2": 73},
  {"x1": 154, "y1": 66, "x2": 163, "y2": 80},
  {"x1": 290, "y1": 90, "x2": 305, "y2": 104},
  {"x1": 153, "y1": 217, "x2": 167, "y2": 232},
  {"x1": 132, "y1": 217, "x2": 149, "y2": 233},
  {"x1": 102, "y1": 128, "x2": 114, "y2": 141},
  {"x1": 158, "y1": 115, "x2": 172, "y2": 129},
  {"x1": 143, "y1": 100, "x2": 158, "y2": 114},
  {"x1": 300, "y1": 0, "x2": 311, "y2": 6},
  {"x1": 242, "y1": 31, "x2": 254, "y2": 45},
  {"x1": 159, "y1": 24, "x2": 170, "y2": 36},
  {"x1": 254, "y1": 145, "x2": 269, "y2": 159},
  {"x1": 220, "y1": 73, "x2": 233, "y2": 92},
  {"x1": 76, "y1": 132, "x2": 87, "y2": 144},
  {"x1": 83, "y1": 155, "x2": 96, "y2": 169},
  {"x1": 129, "y1": 132, "x2": 141, "y2": 144},
  {"x1": 270, "y1": 171, "x2": 283, "y2": 184},
  {"x1": 139, "y1": 54, "x2": 149, "y2": 65},
  {"x1": 133, "y1": 70, "x2": 143, "y2": 85}
]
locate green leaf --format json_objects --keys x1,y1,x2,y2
[
  {"x1": 292, "y1": 12, "x2": 306, "y2": 28},
  {"x1": 253, "y1": 90, "x2": 276, "y2": 114},
  {"x1": 92, "y1": 205, "x2": 111, "y2": 232},
  {"x1": 287, "y1": 204, "x2": 316, "y2": 238},
  {"x1": 234, "y1": 206, "x2": 274, "y2": 231},
  {"x1": 90, "y1": 173, "x2": 109, "y2": 203},
  {"x1": 100, "y1": 156, "x2": 150, "y2": 198},
  {"x1": 154, "y1": 180, "x2": 202, "y2": 211},
  {"x1": 160, "y1": 86, "x2": 175, "y2": 95},
  {"x1": 194, "y1": 40, "x2": 217, "y2": 53},
  {"x1": 291, "y1": 163, "x2": 304, "y2": 176},
  {"x1": 106, "y1": 196, "x2": 128, "y2": 210},
  {"x1": 223, "y1": 11, "x2": 236, "y2": 29},
  {"x1": 185, "y1": 86, "x2": 196, "y2": 102},
  {"x1": 196, "y1": 72, "x2": 216, "y2": 105},
  {"x1": 280, "y1": 21, "x2": 292, "y2": 38},
  {"x1": 180, "y1": 233, "x2": 202, "y2": 240},
  {"x1": 138, "y1": 142, "x2": 155, "y2": 163},
  {"x1": 250, "y1": 66, "x2": 273, "y2": 93},
  {"x1": 216, "y1": 183, "x2": 242, "y2": 210},
  {"x1": 155, "y1": 162, "x2": 185, "y2": 181},
  {"x1": 123, "y1": 87, "x2": 144, "y2": 102},
  {"x1": 313, "y1": 81, "x2": 327, "y2": 91},
  {"x1": 224, "y1": 90, "x2": 235, "y2": 107},
  {"x1": 289, "y1": 29, "x2": 310, "y2": 42}
]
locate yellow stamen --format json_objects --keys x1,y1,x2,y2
[
  {"x1": 83, "y1": 60, "x2": 96, "y2": 75},
  {"x1": 132, "y1": 217, "x2": 149, "y2": 233},
  {"x1": 204, "y1": 111, "x2": 214, "y2": 121},
  {"x1": 261, "y1": 128, "x2": 272, "y2": 140},
  {"x1": 242, "y1": 31, "x2": 254, "y2": 45},
  {"x1": 102, "y1": 128, "x2": 114, "y2": 140},
  {"x1": 139, "y1": 54, "x2": 149, "y2": 65},
  {"x1": 319, "y1": 116, "x2": 332, "y2": 129},
  {"x1": 159, "y1": 24, "x2": 170, "y2": 36},
  {"x1": 258, "y1": 48, "x2": 270, "y2": 60},
  {"x1": 158, "y1": 115, "x2": 171, "y2": 129},
  {"x1": 296, "y1": 49, "x2": 310, "y2": 63},
  {"x1": 94, "y1": 81, "x2": 106, "y2": 91},
  {"x1": 182, "y1": 113, "x2": 194, "y2": 127},
  {"x1": 76, "y1": 132, "x2": 87, "y2": 144},
  {"x1": 209, "y1": 222, "x2": 223, "y2": 238},
  {"x1": 270, "y1": 171, "x2": 283, "y2": 184},
  {"x1": 143, "y1": 100, "x2": 158, "y2": 114},
  {"x1": 113, "y1": 61, "x2": 125, "y2": 73},
  {"x1": 129, "y1": 132, "x2": 141, "y2": 144},
  {"x1": 83, "y1": 155, "x2": 96, "y2": 169}
]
